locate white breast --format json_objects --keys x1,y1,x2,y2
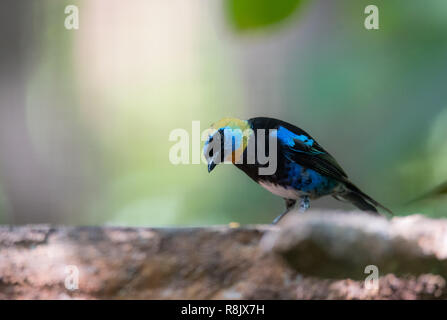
[{"x1": 258, "y1": 181, "x2": 303, "y2": 200}]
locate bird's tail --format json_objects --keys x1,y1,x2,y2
[{"x1": 335, "y1": 181, "x2": 393, "y2": 216}]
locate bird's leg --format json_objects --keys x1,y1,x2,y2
[
  {"x1": 272, "y1": 199, "x2": 296, "y2": 225},
  {"x1": 272, "y1": 210, "x2": 289, "y2": 225},
  {"x1": 299, "y1": 195, "x2": 310, "y2": 212}
]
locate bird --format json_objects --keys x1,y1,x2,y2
[{"x1": 203, "y1": 117, "x2": 392, "y2": 224}]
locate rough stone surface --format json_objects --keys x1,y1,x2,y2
[
  {"x1": 263, "y1": 212, "x2": 447, "y2": 280},
  {"x1": 1, "y1": 211, "x2": 447, "y2": 299}
]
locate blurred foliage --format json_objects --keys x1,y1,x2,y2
[
  {"x1": 411, "y1": 181, "x2": 447, "y2": 203},
  {"x1": 1, "y1": 0, "x2": 447, "y2": 225},
  {"x1": 0, "y1": 184, "x2": 6, "y2": 223},
  {"x1": 225, "y1": 0, "x2": 306, "y2": 31}
]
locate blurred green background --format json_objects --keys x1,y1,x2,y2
[{"x1": 0, "y1": 0, "x2": 446, "y2": 225}]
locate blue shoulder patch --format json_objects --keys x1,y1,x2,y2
[{"x1": 276, "y1": 126, "x2": 314, "y2": 147}]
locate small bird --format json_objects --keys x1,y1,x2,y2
[{"x1": 203, "y1": 117, "x2": 392, "y2": 224}]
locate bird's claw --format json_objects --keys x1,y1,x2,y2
[{"x1": 299, "y1": 195, "x2": 310, "y2": 212}]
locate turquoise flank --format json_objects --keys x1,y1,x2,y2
[{"x1": 280, "y1": 161, "x2": 339, "y2": 196}]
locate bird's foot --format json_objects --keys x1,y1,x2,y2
[
  {"x1": 271, "y1": 199, "x2": 297, "y2": 225},
  {"x1": 272, "y1": 210, "x2": 289, "y2": 225},
  {"x1": 299, "y1": 195, "x2": 310, "y2": 212}
]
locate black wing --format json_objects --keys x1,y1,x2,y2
[{"x1": 260, "y1": 118, "x2": 348, "y2": 182}]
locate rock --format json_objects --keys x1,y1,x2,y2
[
  {"x1": 262, "y1": 211, "x2": 447, "y2": 280},
  {"x1": 1, "y1": 211, "x2": 447, "y2": 299}
]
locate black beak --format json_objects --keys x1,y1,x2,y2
[
  {"x1": 208, "y1": 161, "x2": 217, "y2": 173},
  {"x1": 205, "y1": 129, "x2": 222, "y2": 173}
]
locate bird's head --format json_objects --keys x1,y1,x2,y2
[{"x1": 203, "y1": 118, "x2": 253, "y2": 172}]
